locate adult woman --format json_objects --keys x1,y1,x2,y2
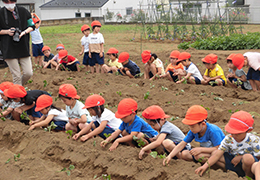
[{"x1": 0, "y1": 0, "x2": 34, "y2": 85}]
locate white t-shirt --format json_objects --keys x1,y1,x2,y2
[
  {"x1": 89, "y1": 32, "x2": 104, "y2": 44},
  {"x1": 185, "y1": 62, "x2": 203, "y2": 80},
  {"x1": 80, "y1": 35, "x2": 90, "y2": 52},
  {"x1": 0, "y1": 98, "x2": 11, "y2": 110},
  {"x1": 243, "y1": 52, "x2": 260, "y2": 71},
  {"x1": 219, "y1": 133, "x2": 260, "y2": 157},
  {"x1": 47, "y1": 108, "x2": 69, "y2": 122},
  {"x1": 30, "y1": 28, "x2": 43, "y2": 44},
  {"x1": 152, "y1": 58, "x2": 165, "y2": 75},
  {"x1": 66, "y1": 100, "x2": 92, "y2": 122},
  {"x1": 91, "y1": 108, "x2": 122, "y2": 130}
]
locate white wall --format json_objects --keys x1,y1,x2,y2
[{"x1": 245, "y1": 0, "x2": 260, "y2": 23}]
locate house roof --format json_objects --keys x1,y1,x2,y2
[{"x1": 40, "y1": 0, "x2": 109, "y2": 8}]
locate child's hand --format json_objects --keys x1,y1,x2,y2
[
  {"x1": 80, "y1": 135, "x2": 90, "y2": 142},
  {"x1": 139, "y1": 149, "x2": 145, "y2": 159},
  {"x1": 190, "y1": 147, "x2": 202, "y2": 156},
  {"x1": 195, "y1": 164, "x2": 208, "y2": 176},
  {"x1": 231, "y1": 155, "x2": 242, "y2": 167},
  {"x1": 28, "y1": 125, "x2": 35, "y2": 130},
  {"x1": 176, "y1": 80, "x2": 182, "y2": 84},
  {"x1": 69, "y1": 118, "x2": 78, "y2": 126},
  {"x1": 72, "y1": 133, "x2": 80, "y2": 140},
  {"x1": 78, "y1": 52, "x2": 83, "y2": 56},
  {"x1": 29, "y1": 121, "x2": 35, "y2": 125},
  {"x1": 89, "y1": 52, "x2": 92, "y2": 58},
  {"x1": 14, "y1": 107, "x2": 23, "y2": 114},
  {"x1": 163, "y1": 155, "x2": 171, "y2": 166},
  {"x1": 99, "y1": 52, "x2": 103, "y2": 58},
  {"x1": 100, "y1": 140, "x2": 108, "y2": 148},
  {"x1": 109, "y1": 141, "x2": 119, "y2": 151}
]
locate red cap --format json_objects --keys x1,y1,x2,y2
[
  {"x1": 170, "y1": 50, "x2": 180, "y2": 59},
  {"x1": 226, "y1": 53, "x2": 236, "y2": 60},
  {"x1": 115, "y1": 98, "x2": 138, "y2": 119},
  {"x1": 202, "y1": 54, "x2": 218, "y2": 64},
  {"x1": 118, "y1": 52, "x2": 130, "y2": 63},
  {"x1": 59, "y1": 84, "x2": 80, "y2": 99},
  {"x1": 32, "y1": 18, "x2": 39, "y2": 24},
  {"x1": 177, "y1": 52, "x2": 191, "y2": 62},
  {"x1": 91, "y1": 20, "x2": 102, "y2": 27},
  {"x1": 81, "y1": 24, "x2": 90, "y2": 32},
  {"x1": 225, "y1": 111, "x2": 254, "y2": 134},
  {"x1": 82, "y1": 94, "x2": 105, "y2": 109},
  {"x1": 141, "y1": 50, "x2": 152, "y2": 63},
  {"x1": 232, "y1": 53, "x2": 244, "y2": 70},
  {"x1": 42, "y1": 46, "x2": 51, "y2": 52},
  {"x1": 4, "y1": 84, "x2": 27, "y2": 98},
  {"x1": 182, "y1": 105, "x2": 208, "y2": 125},
  {"x1": 106, "y1": 48, "x2": 119, "y2": 55},
  {"x1": 142, "y1": 105, "x2": 170, "y2": 120},
  {"x1": 0, "y1": 81, "x2": 14, "y2": 92},
  {"x1": 58, "y1": 50, "x2": 68, "y2": 59},
  {"x1": 35, "y1": 94, "x2": 53, "y2": 112},
  {"x1": 56, "y1": 44, "x2": 65, "y2": 50}
]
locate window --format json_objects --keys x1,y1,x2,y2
[
  {"x1": 126, "y1": 7, "x2": 133, "y2": 15},
  {"x1": 75, "y1": 13, "x2": 81, "y2": 18},
  {"x1": 85, "y1": 13, "x2": 91, "y2": 17}
]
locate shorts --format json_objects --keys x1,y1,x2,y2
[
  {"x1": 165, "y1": 141, "x2": 191, "y2": 159},
  {"x1": 168, "y1": 71, "x2": 178, "y2": 82},
  {"x1": 194, "y1": 77, "x2": 201, "y2": 84},
  {"x1": 149, "y1": 71, "x2": 154, "y2": 78},
  {"x1": 27, "y1": 105, "x2": 42, "y2": 118},
  {"x1": 62, "y1": 61, "x2": 80, "y2": 71},
  {"x1": 89, "y1": 52, "x2": 104, "y2": 66},
  {"x1": 93, "y1": 121, "x2": 116, "y2": 140},
  {"x1": 32, "y1": 43, "x2": 44, "y2": 57},
  {"x1": 247, "y1": 67, "x2": 260, "y2": 81},
  {"x1": 228, "y1": 77, "x2": 247, "y2": 90},
  {"x1": 50, "y1": 120, "x2": 67, "y2": 131},
  {"x1": 208, "y1": 78, "x2": 225, "y2": 86},
  {"x1": 118, "y1": 69, "x2": 140, "y2": 77},
  {"x1": 224, "y1": 152, "x2": 259, "y2": 177},
  {"x1": 83, "y1": 52, "x2": 90, "y2": 65},
  {"x1": 43, "y1": 59, "x2": 52, "y2": 69}
]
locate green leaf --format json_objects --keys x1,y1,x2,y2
[
  {"x1": 150, "y1": 151, "x2": 158, "y2": 158},
  {"x1": 69, "y1": 164, "x2": 75, "y2": 170},
  {"x1": 5, "y1": 158, "x2": 11, "y2": 164}
]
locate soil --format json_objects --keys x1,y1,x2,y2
[{"x1": 0, "y1": 24, "x2": 259, "y2": 179}]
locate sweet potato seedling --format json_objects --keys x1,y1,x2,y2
[
  {"x1": 67, "y1": 77, "x2": 73, "y2": 80},
  {"x1": 161, "y1": 86, "x2": 168, "y2": 91},
  {"x1": 60, "y1": 164, "x2": 75, "y2": 176},
  {"x1": 116, "y1": 91, "x2": 122, "y2": 96},
  {"x1": 150, "y1": 151, "x2": 158, "y2": 158},
  {"x1": 65, "y1": 130, "x2": 73, "y2": 139},
  {"x1": 144, "y1": 91, "x2": 150, "y2": 100},
  {"x1": 20, "y1": 111, "x2": 31, "y2": 122},
  {"x1": 213, "y1": 97, "x2": 223, "y2": 101},
  {"x1": 14, "y1": 153, "x2": 20, "y2": 161},
  {"x1": 170, "y1": 116, "x2": 179, "y2": 121},
  {"x1": 5, "y1": 158, "x2": 10, "y2": 164},
  {"x1": 44, "y1": 121, "x2": 57, "y2": 132},
  {"x1": 103, "y1": 133, "x2": 111, "y2": 138},
  {"x1": 133, "y1": 135, "x2": 146, "y2": 147},
  {"x1": 93, "y1": 140, "x2": 96, "y2": 147},
  {"x1": 43, "y1": 80, "x2": 48, "y2": 87},
  {"x1": 200, "y1": 92, "x2": 207, "y2": 96},
  {"x1": 27, "y1": 79, "x2": 33, "y2": 84},
  {"x1": 209, "y1": 81, "x2": 217, "y2": 86},
  {"x1": 197, "y1": 156, "x2": 211, "y2": 178},
  {"x1": 0, "y1": 112, "x2": 6, "y2": 121}
]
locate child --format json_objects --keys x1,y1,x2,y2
[
  {"x1": 58, "y1": 84, "x2": 92, "y2": 132},
  {"x1": 195, "y1": 111, "x2": 260, "y2": 179},
  {"x1": 139, "y1": 105, "x2": 191, "y2": 159},
  {"x1": 72, "y1": 94, "x2": 122, "y2": 141},
  {"x1": 160, "y1": 50, "x2": 183, "y2": 82},
  {"x1": 54, "y1": 44, "x2": 65, "y2": 71},
  {"x1": 89, "y1": 20, "x2": 104, "y2": 73},
  {"x1": 0, "y1": 82, "x2": 22, "y2": 121},
  {"x1": 141, "y1": 50, "x2": 165, "y2": 80},
  {"x1": 201, "y1": 54, "x2": 227, "y2": 86},
  {"x1": 232, "y1": 52, "x2": 260, "y2": 91},
  {"x1": 163, "y1": 105, "x2": 225, "y2": 166},
  {"x1": 100, "y1": 98, "x2": 158, "y2": 151},
  {"x1": 5, "y1": 84, "x2": 50, "y2": 122},
  {"x1": 118, "y1": 52, "x2": 140, "y2": 78},
  {"x1": 175, "y1": 52, "x2": 203, "y2": 84},
  {"x1": 42, "y1": 46, "x2": 55, "y2": 69},
  {"x1": 28, "y1": 94, "x2": 68, "y2": 131},
  {"x1": 30, "y1": 13, "x2": 44, "y2": 66},
  {"x1": 226, "y1": 54, "x2": 252, "y2": 90},
  {"x1": 58, "y1": 50, "x2": 80, "y2": 72},
  {"x1": 102, "y1": 47, "x2": 123, "y2": 73},
  {"x1": 79, "y1": 24, "x2": 91, "y2": 72}
]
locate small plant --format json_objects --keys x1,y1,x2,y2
[
  {"x1": 158, "y1": 153, "x2": 167, "y2": 159},
  {"x1": 43, "y1": 80, "x2": 48, "y2": 87},
  {"x1": 209, "y1": 81, "x2": 217, "y2": 86},
  {"x1": 170, "y1": 116, "x2": 179, "y2": 121},
  {"x1": 103, "y1": 133, "x2": 111, "y2": 138},
  {"x1": 99, "y1": 92, "x2": 103, "y2": 96},
  {"x1": 44, "y1": 121, "x2": 57, "y2": 132},
  {"x1": 161, "y1": 86, "x2": 168, "y2": 91},
  {"x1": 20, "y1": 111, "x2": 31, "y2": 122},
  {"x1": 232, "y1": 102, "x2": 236, "y2": 106},
  {"x1": 115, "y1": 71, "x2": 120, "y2": 76},
  {"x1": 60, "y1": 164, "x2": 75, "y2": 176},
  {"x1": 93, "y1": 140, "x2": 96, "y2": 147},
  {"x1": 5, "y1": 158, "x2": 11, "y2": 164},
  {"x1": 182, "y1": 77, "x2": 188, "y2": 84},
  {"x1": 213, "y1": 97, "x2": 223, "y2": 101},
  {"x1": 0, "y1": 112, "x2": 6, "y2": 121},
  {"x1": 67, "y1": 77, "x2": 73, "y2": 80},
  {"x1": 27, "y1": 79, "x2": 33, "y2": 84},
  {"x1": 14, "y1": 153, "x2": 20, "y2": 161},
  {"x1": 200, "y1": 92, "x2": 207, "y2": 96},
  {"x1": 228, "y1": 109, "x2": 232, "y2": 113},
  {"x1": 144, "y1": 91, "x2": 150, "y2": 100},
  {"x1": 65, "y1": 130, "x2": 73, "y2": 139},
  {"x1": 135, "y1": 72, "x2": 144, "y2": 78},
  {"x1": 105, "y1": 82, "x2": 110, "y2": 85},
  {"x1": 180, "y1": 89, "x2": 185, "y2": 93},
  {"x1": 116, "y1": 91, "x2": 122, "y2": 96},
  {"x1": 133, "y1": 135, "x2": 146, "y2": 147},
  {"x1": 245, "y1": 176, "x2": 252, "y2": 180},
  {"x1": 150, "y1": 151, "x2": 158, "y2": 158}
]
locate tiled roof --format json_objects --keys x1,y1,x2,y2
[{"x1": 40, "y1": 0, "x2": 109, "y2": 8}]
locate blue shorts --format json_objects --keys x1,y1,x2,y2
[
  {"x1": 89, "y1": 52, "x2": 104, "y2": 66},
  {"x1": 83, "y1": 52, "x2": 90, "y2": 65},
  {"x1": 62, "y1": 61, "x2": 80, "y2": 71},
  {"x1": 194, "y1": 77, "x2": 201, "y2": 84},
  {"x1": 209, "y1": 79, "x2": 225, "y2": 86},
  {"x1": 27, "y1": 105, "x2": 42, "y2": 118},
  {"x1": 224, "y1": 152, "x2": 259, "y2": 177},
  {"x1": 32, "y1": 43, "x2": 44, "y2": 57},
  {"x1": 165, "y1": 141, "x2": 190, "y2": 159},
  {"x1": 118, "y1": 69, "x2": 140, "y2": 77},
  {"x1": 168, "y1": 71, "x2": 178, "y2": 82},
  {"x1": 50, "y1": 120, "x2": 67, "y2": 131},
  {"x1": 93, "y1": 121, "x2": 116, "y2": 140},
  {"x1": 247, "y1": 67, "x2": 260, "y2": 81}
]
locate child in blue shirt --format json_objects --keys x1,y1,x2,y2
[
  {"x1": 163, "y1": 105, "x2": 225, "y2": 166},
  {"x1": 117, "y1": 52, "x2": 140, "y2": 78},
  {"x1": 101, "y1": 98, "x2": 158, "y2": 151}
]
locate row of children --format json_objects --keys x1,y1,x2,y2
[{"x1": 0, "y1": 80, "x2": 259, "y2": 178}]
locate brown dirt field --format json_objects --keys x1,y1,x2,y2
[{"x1": 0, "y1": 24, "x2": 260, "y2": 179}]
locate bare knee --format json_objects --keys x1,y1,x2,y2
[
  {"x1": 162, "y1": 139, "x2": 172, "y2": 148},
  {"x1": 242, "y1": 154, "x2": 255, "y2": 166},
  {"x1": 181, "y1": 150, "x2": 191, "y2": 160}
]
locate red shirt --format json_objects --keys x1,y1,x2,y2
[{"x1": 60, "y1": 55, "x2": 75, "y2": 64}]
